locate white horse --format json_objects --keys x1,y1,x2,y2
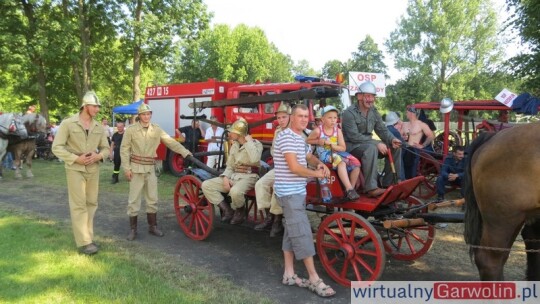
[
  {"x1": 7, "y1": 113, "x2": 47, "y2": 179},
  {"x1": 0, "y1": 113, "x2": 28, "y2": 179}
]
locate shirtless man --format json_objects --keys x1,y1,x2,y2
[{"x1": 401, "y1": 106, "x2": 435, "y2": 179}]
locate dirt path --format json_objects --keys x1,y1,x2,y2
[{"x1": 0, "y1": 176, "x2": 527, "y2": 304}]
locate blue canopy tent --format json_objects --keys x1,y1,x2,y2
[
  {"x1": 112, "y1": 99, "x2": 143, "y2": 126},
  {"x1": 113, "y1": 99, "x2": 144, "y2": 115}
]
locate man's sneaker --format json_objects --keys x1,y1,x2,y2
[
  {"x1": 346, "y1": 189, "x2": 360, "y2": 201},
  {"x1": 79, "y1": 243, "x2": 98, "y2": 255}
]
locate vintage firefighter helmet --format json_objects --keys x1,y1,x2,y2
[
  {"x1": 275, "y1": 103, "x2": 291, "y2": 115},
  {"x1": 80, "y1": 91, "x2": 101, "y2": 109},
  {"x1": 228, "y1": 118, "x2": 248, "y2": 136},
  {"x1": 137, "y1": 103, "x2": 152, "y2": 114},
  {"x1": 385, "y1": 111, "x2": 400, "y2": 126},
  {"x1": 356, "y1": 81, "x2": 377, "y2": 95},
  {"x1": 440, "y1": 98, "x2": 454, "y2": 114}
]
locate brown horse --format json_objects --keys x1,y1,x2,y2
[
  {"x1": 464, "y1": 122, "x2": 540, "y2": 280},
  {"x1": 7, "y1": 113, "x2": 47, "y2": 179}
]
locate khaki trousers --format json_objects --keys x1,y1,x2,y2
[
  {"x1": 254, "y1": 169, "x2": 283, "y2": 215},
  {"x1": 202, "y1": 174, "x2": 258, "y2": 209},
  {"x1": 127, "y1": 171, "x2": 158, "y2": 216},
  {"x1": 66, "y1": 169, "x2": 99, "y2": 247}
]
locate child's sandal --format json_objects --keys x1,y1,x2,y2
[
  {"x1": 282, "y1": 274, "x2": 309, "y2": 288},
  {"x1": 308, "y1": 279, "x2": 336, "y2": 298}
]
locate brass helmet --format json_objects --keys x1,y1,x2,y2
[
  {"x1": 80, "y1": 91, "x2": 100, "y2": 109},
  {"x1": 275, "y1": 102, "x2": 291, "y2": 115},
  {"x1": 227, "y1": 118, "x2": 248, "y2": 136},
  {"x1": 137, "y1": 103, "x2": 152, "y2": 114}
]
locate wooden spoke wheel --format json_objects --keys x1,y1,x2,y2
[
  {"x1": 414, "y1": 151, "x2": 440, "y2": 199},
  {"x1": 382, "y1": 196, "x2": 435, "y2": 261},
  {"x1": 433, "y1": 130, "x2": 462, "y2": 156},
  {"x1": 316, "y1": 212, "x2": 386, "y2": 287},
  {"x1": 168, "y1": 150, "x2": 188, "y2": 177},
  {"x1": 173, "y1": 175, "x2": 214, "y2": 240}
]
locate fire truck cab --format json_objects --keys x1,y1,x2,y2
[{"x1": 144, "y1": 77, "x2": 350, "y2": 176}]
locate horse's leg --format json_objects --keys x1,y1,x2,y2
[
  {"x1": 475, "y1": 220, "x2": 522, "y2": 280},
  {"x1": 0, "y1": 139, "x2": 6, "y2": 179},
  {"x1": 13, "y1": 146, "x2": 23, "y2": 179},
  {"x1": 26, "y1": 142, "x2": 35, "y2": 178},
  {"x1": 522, "y1": 220, "x2": 540, "y2": 280}
]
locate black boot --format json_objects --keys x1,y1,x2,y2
[
  {"x1": 127, "y1": 216, "x2": 137, "y2": 241},
  {"x1": 111, "y1": 173, "x2": 119, "y2": 184},
  {"x1": 218, "y1": 201, "x2": 234, "y2": 223},
  {"x1": 230, "y1": 207, "x2": 246, "y2": 225},
  {"x1": 270, "y1": 214, "x2": 284, "y2": 237},
  {"x1": 147, "y1": 213, "x2": 164, "y2": 237},
  {"x1": 254, "y1": 209, "x2": 274, "y2": 231}
]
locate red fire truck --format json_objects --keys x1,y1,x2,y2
[{"x1": 143, "y1": 77, "x2": 350, "y2": 176}]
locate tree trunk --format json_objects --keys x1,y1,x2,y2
[
  {"x1": 20, "y1": 0, "x2": 49, "y2": 122},
  {"x1": 132, "y1": 0, "x2": 143, "y2": 102},
  {"x1": 78, "y1": 0, "x2": 91, "y2": 93}
]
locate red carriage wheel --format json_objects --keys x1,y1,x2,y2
[
  {"x1": 414, "y1": 151, "x2": 440, "y2": 199},
  {"x1": 382, "y1": 196, "x2": 435, "y2": 261},
  {"x1": 316, "y1": 212, "x2": 386, "y2": 287},
  {"x1": 173, "y1": 175, "x2": 214, "y2": 241}
]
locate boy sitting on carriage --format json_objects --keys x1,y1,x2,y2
[{"x1": 306, "y1": 105, "x2": 361, "y2": 201}]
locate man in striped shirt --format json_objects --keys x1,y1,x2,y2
[{"x1": 273, "y1": 104, "x2": 336, "y2": 297}]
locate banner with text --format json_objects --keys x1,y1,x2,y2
[
  {"x1": 351, "y1": 281, "x2": 539, "y2": 304},
  {"x1": 348, "y1": 72, "x2": 386, "y2": 97},
  {"x1": 494, "y1": 88, "x2": 517, "y2": 108}
]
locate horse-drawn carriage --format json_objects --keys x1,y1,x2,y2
[
  {"x1": 409, "y1": 98, "x2": 540, "y2": 199},
  {"x1": 167, "y1": 90, "x2": 474, "y2": 287}
]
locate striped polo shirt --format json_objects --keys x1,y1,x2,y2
[{"x1": 274, "y1": 128, "x2": 311, "y2": 197}]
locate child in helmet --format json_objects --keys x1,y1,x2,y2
[{"x1": 307, "y1": 105, "x2": 361, "y2": 201}]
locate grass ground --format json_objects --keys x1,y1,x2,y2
[{"x1": 0, "y1": 159, "x2": 274, "y2": 304}]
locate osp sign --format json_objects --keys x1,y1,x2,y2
[{"x1": 348, "y1": 72, "x2": 386, "y2": 97}]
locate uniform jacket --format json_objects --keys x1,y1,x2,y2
[
  {"x1": 441, "y1": 155, "x2": 466, "y2": 180},
  {"x1": 342, "y1": 104, "x2": 396, "y2": 153},
  {"x1": 52, "y1": 113, "x2": 110, "y2": 173},
  {"x1": 221, "y1": 139, "x2": 263, "y2": 179},
  {"x1": 121, "y1": 122, "x2": 191, "y2": 173}
]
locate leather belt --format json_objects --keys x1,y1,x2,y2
[
  {"x1": 131, "y1": 155, "x2": 155, "y2": 165},
  {"x1": 234, "y1": 165, "x2": 260, "y2": 174}
]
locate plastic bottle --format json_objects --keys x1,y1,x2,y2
[{"x1": 319, "y1": 177, "x2": 332, "y2": 203}]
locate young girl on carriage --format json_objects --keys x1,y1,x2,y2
[{"x1": 307, "y1": 105, "x2": 361, "y2": 201}]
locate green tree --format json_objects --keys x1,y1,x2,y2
[
  {"x1": 506, "y1": 0, "x2": 540, "y2": 95},
  {"x1": 173, "y1": 24, "x2": 293, "y2": 83},
  {"x1": 349, "y1": 35, "x2": 387, "y2": 75},
  {"x1": 117, "y1": 0, "x2": 211, "y2": 101},
  {"x1": 385, "y1": 0, "x2": 503, "y2": 101},
  {"x1": 321, "y1": 59, "x2": 347, "y2": 80},
  {"x1": 292, "y1": 59, "x2": 317, "y2": 77}
]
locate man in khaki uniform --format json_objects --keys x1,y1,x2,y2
[
  {"x1": 52, "y1": 91, "x2": 110, "y2": 255},
  {"x1": 254, "y1": 103, "x2": 290, "y2": 236},
  {"x1": 202, "y1": 118, "x2": 263, "y2": 225},
  {"x1": 120, "y1": 104, "x2": 191, "y2": 241}
]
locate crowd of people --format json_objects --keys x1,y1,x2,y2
[{"x1": 45, "y1": 84, "x2": 478, "y2": 299}]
